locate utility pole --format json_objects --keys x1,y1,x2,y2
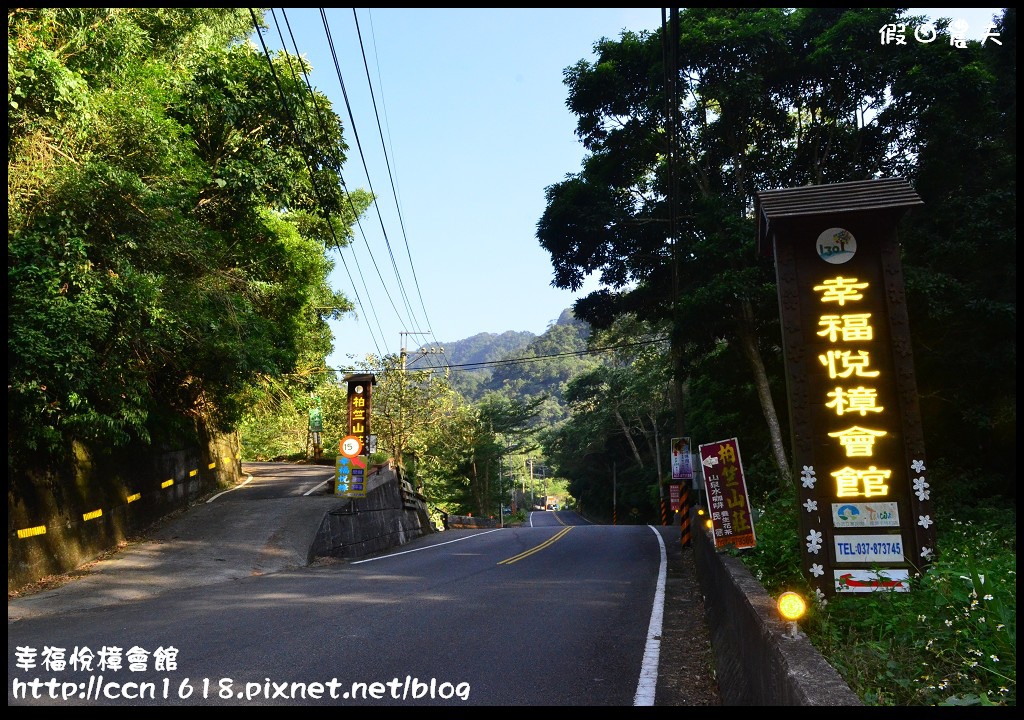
[
  {"x1": 528, "y1": 458, "x2": 535, "y2": 509},
  {"x1": 541, "y1": 462, "x2": 547, "y2": 503},
  {"x1": 399, "y1": 331, "x2": 438, "y2": 370},
  {"x1": 613, "y1": 461, "x2": 617, "y2": 525},
  {"x1": 655, "y1": 430, "x2": 668, "y2": 526}
]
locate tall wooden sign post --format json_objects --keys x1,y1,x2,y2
[
  {"x1": 755, "y1": 178, "x2": 936, "y2": 599},
  {"x1": 336, "y1": 373, "x2": 376, "y2": 499}
]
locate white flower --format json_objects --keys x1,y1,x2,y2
[
  {"x1": 917, "y1": 614, "x2": 927, "y2": 622},
  {"x1": 814, "y1": 588, "x2": 827, "y2": 606},
  {"x1": 810, "y1": 563, "x2": 824, "y2": 577},
  {"x1": 920, "y1": 547, "x2": 934, "y2": 559},
  {"x1": 911, "y1": 459, "x2": 926, "y2": 473},
  {"x1": 945, "y1": 619, "x2": 953, "y2": 627},
  {"x1": 913, "y1": 476, "x2": 931, "y2": 501},
  {"x1": 984, "y1": 594, "x2": 993, "y2": 601},
  {"x1": 806, "y1": 529, "x2": 823, "y2": 554},
  {"x1": 918, "y1": 514, "x2": 934, "y2": 529},
  {"x1": 991, "y1": 655, "x2": 999, "y2": 663},
  {"x1": 803, "y1": 499, "x2": 818, "y2": 512},
  {"x1": 800, "y1": 466, "x2": 816, "y2": 488}
]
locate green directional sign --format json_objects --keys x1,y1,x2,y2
[{"x1": 308, "y1": 407, "x2": 323, "y2": 432}]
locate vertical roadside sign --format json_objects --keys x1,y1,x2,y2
[
  {"x1": 756, "y1": 178, "x2": 934, "y2": 597},
  {"x1": 670, "y1": 437, "x2": 693, "y2": 482},
  {"x1": 699, "y1": 437, "x2": 756, "y2": 550},
  {"x1": 343, "y1": 373, "x2": 376, "y2": 454}
]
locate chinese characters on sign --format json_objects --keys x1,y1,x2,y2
[
  {"x1": 339, "y1": 374, "x2": 376, "y2": 499},
  {"x1": 669, "y1": 483, "x2": 681, "y2": 513},
  {"x1": 344, "y1": 373, "x2": 376, "y2": 451},
  {"x1": 809, "y1": 266, "x2": 909, "y2": 592},
  {"x1": 670, "y1": 436, "x2": 693, "y2": 482},
  {"x1": 334, "y1": 455, "x2": 367, "y2": 498},
  {"x1": 756, "y1": 178, "x2": 936, "y2": 598},
  {"x1": 698, "y1": 438, "x2": 756, "y2": 550}
]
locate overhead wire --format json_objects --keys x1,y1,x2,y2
[
  {"x1": 349, "y1": 336, "x2": 671, "y2": 375},
  {"x1": 273, "y1": 8, "x2": 393, "y2": 356},
  {"x1": 266, "y1": 7, "x2": 443, "y2": 366},
  {"x1": 249, "y1": 8, "x2": 386, "y2": 361},
  {"x1": 352, "y1": 9, "x2": 446, "y2": 366},
  {"x1": 318, "y1": 8, "x2": 430, "y2": 349}
]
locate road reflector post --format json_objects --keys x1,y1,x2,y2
[{"x1": 679, "y1": 486, "x2": 692, "y2": 548}]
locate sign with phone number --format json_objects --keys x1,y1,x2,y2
[{"x1": 834, "y1": 534, "x2": 904, "y2": 563}]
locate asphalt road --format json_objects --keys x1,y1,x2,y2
[{"x1": 8, "y1": 463, "x2": 721, "y2": 706}]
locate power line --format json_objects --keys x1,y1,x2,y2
[
  {"x1": 352, "y1": 9, "x2": 444, "y2": 359},
  {"x1": 250, "y1": 8, "x2": 386, "y2": 360},
  {"x1": 274, "y1": 9, "x2": 393, "y2": 356},
  {"x1": 318, "y1": 8, "x2": 428, "y2": 345},
  {"x1": 340, "y1": 336, "x2": 671, "y2": 375}
]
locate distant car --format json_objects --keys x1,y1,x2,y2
[{"x1": 546, "y1": 503, "x2": 559, "y2": 511}]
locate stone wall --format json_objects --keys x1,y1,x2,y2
[{"x1": 311, "y1": 463, "x2": 433, "y2": 559}]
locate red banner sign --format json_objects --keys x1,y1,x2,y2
[{"x1": 698, "y1": 437, "x2": 756, "y2": 550}]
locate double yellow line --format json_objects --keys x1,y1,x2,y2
[{"x1": 498, "y1": 526, "x2": 574, "y2": 565}]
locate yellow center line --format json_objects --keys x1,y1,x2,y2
[{"x1": 498, "y1": 526, "x2": 574, "y2": 565}]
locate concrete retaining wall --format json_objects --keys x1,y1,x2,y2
[
  {"x1": 692, "y1": 513, "x2": 863, "y2": 706},
  {"x1": 310, "y1": 463, "x2": 433, "y2": 559},
  {"x1": 8, "y1": 432, "x2": 241, "y2": 593}
]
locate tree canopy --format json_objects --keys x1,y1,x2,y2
[
  {"x1": 537, "y1": 8, "x2": 1015, "y2": 503},
  {"x1": 8, "y1": 8, "x2": 369, "y2": 475}
]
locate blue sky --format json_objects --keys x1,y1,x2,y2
[{"x1": 252, "y1": 8, "x2": 1006, "y2": 371}]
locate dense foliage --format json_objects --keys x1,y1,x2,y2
[
  {"x1": 741, "y1": 490, "x2": 1016, "y2": 706},
  {"x1": 537, "y1": 6, "x2": 1016, "y2": 508},
  {"x1": 8, "y1": 9, "x2": 1015, "y2": 705},
  {"x1": 8, "y1": 9, "x2": 367, "y2": 481}
]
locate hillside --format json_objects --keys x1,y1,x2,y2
[{"x1": 412, "y1": 308, "x2": 593, "y2": 425}]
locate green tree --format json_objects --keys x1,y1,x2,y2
[
  {"x1": 536, "y1": 8, "x2": 980, "y2": 492},
  {"x1": 543, "y1": 315, "x2": 672, "y2": 521},
  {"x1": 877, "y1": 9, "x2": 1016, "y2": 502},
  {"x1": 8, "y1": 9, "x2": 365, "y2": 480},
  {"x1": 356, "y1": 354, "x2": 463, "y2": 484}
]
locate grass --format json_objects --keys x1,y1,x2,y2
[{"x1": 735, "y1": 493, "x2": 1016, "y2": 707}]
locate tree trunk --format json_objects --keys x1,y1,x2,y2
[
  {"x1": 737, "y1": 299, "x2": 792, "y2": 489},
  {"x1": 613, "y1": 407, "x2": 645, "y2": 468},
  {"x1": 470, "y1": 458, "x2": 484, "y2": 516}
]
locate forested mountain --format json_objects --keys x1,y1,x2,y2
[
  {"x1": 422, "y1": 330, "x2": 536, "y2": 368},
  {"x1": 414, "y1": 309, "x2": 594, "y2": 427},
  {"x1": 410, "y1": 329, "x2": 535, "y2": 399}
]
